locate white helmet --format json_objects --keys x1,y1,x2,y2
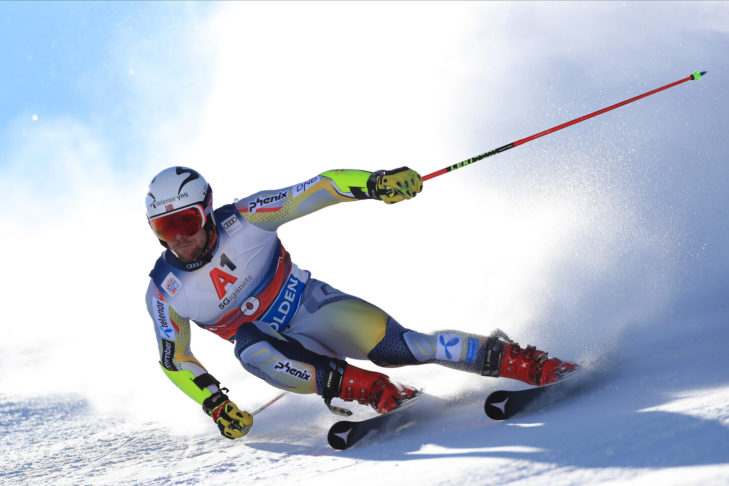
[{"x1": 146, "y1": 167, "x2": 216, "y2": 256}]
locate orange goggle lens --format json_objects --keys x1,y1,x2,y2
[{"x1": 149, "y1": 206, "x2": 206, "y2": 243}]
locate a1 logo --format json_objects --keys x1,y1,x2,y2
[{"x1": 209, "y1": 253, "x2": 238, "y2": 299}]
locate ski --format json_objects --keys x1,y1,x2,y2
[
  {"x1": 327, "y1": 367, "x2": 586, "y2": 448},
  {"x1": 484, "y1": 369, "x2": 584, "y2": 420},
  {"x1": 327, "y1": 392, "x2": 422, "y2": 450}
]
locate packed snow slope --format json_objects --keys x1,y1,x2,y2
[
  {"x1": 1, "y1": 2, "x2": 729, "y2": 486},
  {"x1": 2, "y1": 305, "x2": 729, "y2": 485}
]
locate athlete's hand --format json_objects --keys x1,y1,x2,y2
[
  {"x1": 203, "y1": 391, "x2": 253, "y2": 439},
  {"x1": 368, "y1": 167, "x2": 423, "y2": 204}
]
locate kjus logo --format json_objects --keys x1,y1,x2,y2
[
  {"x1": 274, "y1": 361, "x2": 312, "y2": 381},
  {"x1": 437, "y1": 334, "x2": 462, "y2": 362}
]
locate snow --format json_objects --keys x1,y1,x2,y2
[
  {"x1": 2, "y1": 2, "x2": 729, "y2": 485},
  {"x1": 2, "y1": 278, "x2": 728, "y2": 485}
]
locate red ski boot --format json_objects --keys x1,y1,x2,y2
[
  {"x1": 498, "y1": 342, "x2": 576, "y2": 386},
  {"x1": 335, "y1": 363, "x2": 418, "y2": 414}
]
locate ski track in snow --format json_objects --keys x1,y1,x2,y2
[{"x1": 2, "y1": 314, "x2": 728, "y2": 486}]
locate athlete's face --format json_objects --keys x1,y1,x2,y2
[{"x1": 167, "y1": 227, "x2": 207, "y2": 262}]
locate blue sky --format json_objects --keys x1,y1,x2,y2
[
  {"x1": 1, "y1": 3, "x2": 215, "y2": 115},
  {"x1": 1, "y1": 2, "x2": 117, "y2": 118},
  {"x1": 3, "y1": 3, "x2": 160, "y2": 124},
  {"x1": 1, "y1": 2, "x2": 215, "y2": 179},
  {"x1": 1, "y1": 2, "x2": 727, "y2": 415}
]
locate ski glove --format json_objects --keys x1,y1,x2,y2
[
  {"x1": 367, "y1": 167, "x2": 423, "y2": 204},
  {"x1": 203, "y1": 390, "x2": 253, "y2": 439}
]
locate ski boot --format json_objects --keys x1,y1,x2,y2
[
  {"x1": 483, "y1": 330, "x2": 577, "y2": 386},
  {"x1": 323, "y1": 361, "x2": 418, "y2": 415}
]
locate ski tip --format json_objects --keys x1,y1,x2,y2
[
  {"x1": 691, "y1": 70, "x2": 708, "y2": 80},
  {"x1": 328, "y1": 420, "x2": 355, "y2": 450},
  {"x1": 484, "y1": 390, "x2": 512, "y2": 421}
]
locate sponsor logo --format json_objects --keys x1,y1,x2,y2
[
  {"x1": 219, "y1": 253, "x2": 236, "y2": 271},
  {"x1": 185, "y1": 260, "x2": 205, "y2": 270},
  {"x1": 293, "y1": 176, "x2": 320, "y2": 197},
  {"x1": 436, "y1": 334, "x2": 463, "y2": 362},
  {"x1": 151, "y1": 192, "x2": 189, "y2": 210},
  {"x1": 210, "y1": 267, "x2": 238, "y2": 299},
  {"x1": 265, "y1": 274, "x2": 305, "y2": 331},
  {"x1": 218, "y1": 275, "x2": 253, "y2": 310},
  {"x1": 482, "y1": 339, "x2": 503, "y2": 376},
  {"x1": 221, "y1": 215, "x2": 242, "y2": 236},
  {"x1": 274, "y1": 361, "x2": 312, "y2": 381},
  {"x1": 465, "y1": 337, "x2": 479, "y2": 364},
  {"x1": 154, "y1": 299, "x2": 177, "y2": 339},
  {"x1": 241, "y1": 296, "x2": 260, "y2": 316},
  {"x1": 161, "y1": 340, "x2": 177, "y2": 370},
  {"x1": 163, "y1": 272, "x2": 183, "y2": 296},
  {"x1": 175, "y1": 167, "x2": 199, "y2": 194},
  {"x1": 247, "y1": 191, "x2": 287, "y2": 213}
]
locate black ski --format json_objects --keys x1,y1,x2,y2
[
  {"x1": 484, "y1": 370, "x2": 584, "y2": 420},
  {"x1": 327, "y1": 393, "x2": 422, "y2": 450}
]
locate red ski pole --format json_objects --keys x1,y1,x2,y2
[
  {"x1": 251, "y1": 392, "x2": 286, "y2": 416},
  {"x1": 423, "y1": 71, "x2": 707, "y2": 182}
]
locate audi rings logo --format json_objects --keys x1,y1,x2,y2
[{"x1": 241, "y1": 296, "x2": 260, "y2": 316}]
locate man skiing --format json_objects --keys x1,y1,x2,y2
[{"x1": 145, "y1": 166, "x2": 575, "y2": 439}]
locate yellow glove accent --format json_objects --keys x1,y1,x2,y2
[
  {"x1": 205, "y1": 391, "x2": 253, "y2": 439},
  {"x1": 214, "y1": 401, "x2": 253, "y2": 439},
  {"x1": 369, "y1": 167, "x2": 423, "y2": 204}
]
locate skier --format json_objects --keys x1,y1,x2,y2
[{"x1": 145, "y1": 166, "x2": 575, "y2": 439}]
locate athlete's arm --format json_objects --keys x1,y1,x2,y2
[
  {"x1": 146, "y1": 281, "x2": 253, "y2": 439},
  {"x1": 235, "y1": 167, "x2": 422, "y2": 231},
  {"x1": 146, "y1": 281, "x2": 221, "y2": 404}
]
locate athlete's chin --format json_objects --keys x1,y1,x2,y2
[{"x1": 172, "y1": 244, "x2": 203, "y2": 262}]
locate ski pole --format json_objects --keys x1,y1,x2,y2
[
  {"x1": 423, "y1": 70, "x2": 707, "y2": 182},
  {"x1": 251, "y1": 392, "x2": 286, "y2": 416}
]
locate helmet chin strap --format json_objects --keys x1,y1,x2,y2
[{"x1": 198, "y1": 223, "x2": 218, "y2": 263}]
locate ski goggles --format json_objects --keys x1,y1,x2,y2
[{"x1": 149, "y1": 204, "x2": 207, "y2": 243}]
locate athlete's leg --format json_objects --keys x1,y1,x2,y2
[
  {"x1": 232, "y1": 318, "x2": 417, "y2": 414},
  {"x1": 364, "y1": 312, "x2": 576, "y2": 385},
  {"x1": 282, "y1": 280, "x2": 498, "y2": 372},
  {"x1": 282, "y1": 280, "x2": 575, "y2": 385},
  {"x1": 234, "y1": 279, "x2": 574, "y2": 406},
  {"x1": 233, "y1": 320, "x2": 331, "y2": 395},
  {"x1": 281, "y1": 281, "x2": 388, "y2": 360}
]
